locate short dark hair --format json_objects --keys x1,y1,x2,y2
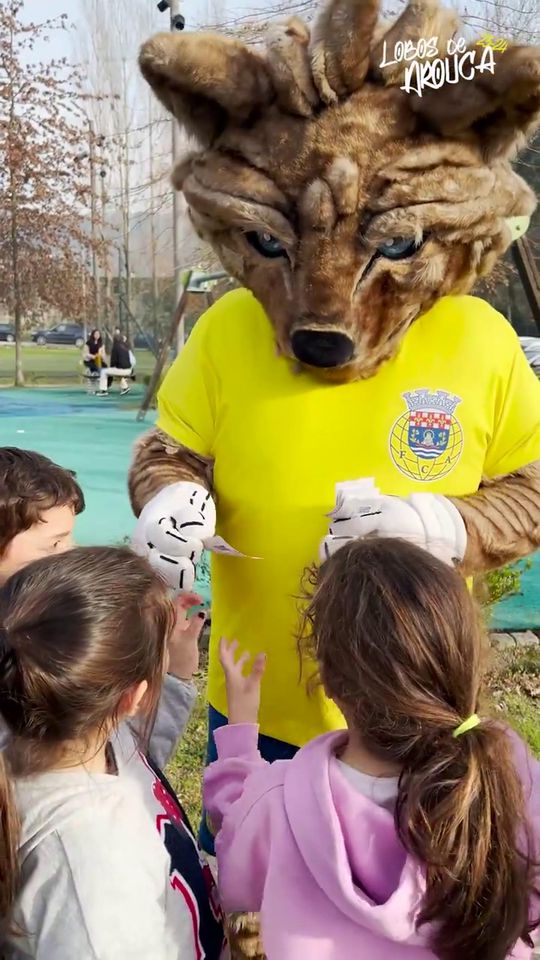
[{"x1": 0, "y1": 448, "x2": 85, "y2": 557}]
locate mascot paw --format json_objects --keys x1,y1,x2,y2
[
  {"x1": 132, "y1": 481, "x2": 216, "y2": 593},
  {"x1": 227, "y1": 913, "x2": 266, "y2": 960},
  {"x1": 320, "y1": 492, "x2": 466, "y2": 566}
]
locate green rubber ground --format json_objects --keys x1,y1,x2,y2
[{"x1": 0, "y1": 386, "x2": 212, "y2": 607}]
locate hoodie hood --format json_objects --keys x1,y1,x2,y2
[{"x1": 283, "y1": 732, "x2": 431, "y2": 948}]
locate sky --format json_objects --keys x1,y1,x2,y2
[
  {"x1": 21, "y1": 0, "x2": 177, "y2": 62},
  {"x1": 20, "y1": 0, "x2": 540, "y2": 72},
  {"x1": 20, "y1": 0, "x2": 268, "y2": 65}
]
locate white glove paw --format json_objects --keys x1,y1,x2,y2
[
  {"x1": 320, "y1": 493, "x2": 466, "y2": 567},
  {"x1": 132, "y1": 482, "x2": 216, "y2": 593}
]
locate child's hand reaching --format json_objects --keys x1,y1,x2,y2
[
  {"x1": 167, "y1": 592, "x2": 206, "y2": 682},
  {"x1": 219, "y1": 638, "x2": 266, "y2": 726}
]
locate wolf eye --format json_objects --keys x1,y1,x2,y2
[
  {"x1": 376, "y1": 236, "x2": 422, "y2": 260},
  {"x1": 246, "y1": 231, "x2": 286, "y2": 259}
]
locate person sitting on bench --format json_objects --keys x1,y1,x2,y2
[
  {"x1": 83, "y1": 329, "x2": 106, "y2": 376},
  {"x1": 97, "y1": 333, "x2": 133, "y2": 396}
]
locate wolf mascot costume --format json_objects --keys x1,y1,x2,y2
[{"x1": 131, "y1": 0, "x2": 540, "y2": 954}]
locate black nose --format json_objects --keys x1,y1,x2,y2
[{"x1": 291, "y1": 329, "x2": 355, "y2": 368}]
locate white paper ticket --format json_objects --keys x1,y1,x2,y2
[
  {"x1": 203, "y1": 535, "x2": 261, "y2": 560},
  {"x1": 329, "y1": 478, "x2": 381, "y2": 519}
]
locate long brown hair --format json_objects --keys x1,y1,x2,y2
[
  {"x1": 300, "y1": 537, "x2": 538, "y2": 960},
  {"x1": 0, "y1": 546, "x2": 174, "y2": 929}
]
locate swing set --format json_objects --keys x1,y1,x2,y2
[{"x1": 136, "y1": 270, "x2": 229, "y2": 422}]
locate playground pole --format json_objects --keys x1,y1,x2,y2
[
  {"x1": 88, "y1": 119, "x2": 101, "y2": 330},
  {"x1": 170, "y1": 0, "x2": 184, "y2": 357},
  {"x1": 137, "y1": 270, "x2": 192, "y2": 422}
]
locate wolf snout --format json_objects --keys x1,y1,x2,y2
[{"x1": 291, "y1": 328, "x2": 355, "y2": 368}]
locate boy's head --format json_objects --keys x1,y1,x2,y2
[{"x1": 0, "y1": 448, "x2": 85, "y2": 583}]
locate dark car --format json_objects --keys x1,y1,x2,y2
[
  {"x1": 32, "y1": 323, "x2": 85, "y2": 347},
  {"x1": 133, "y1": 331, "x2": 158, "y2": 351},
  {"x1": 0, "y1": 324, "x2": 15, "y2": 343}
]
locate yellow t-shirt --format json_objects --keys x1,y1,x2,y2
[{"x1": 158, "y1": 289, "x2": 540, "y2": 746}]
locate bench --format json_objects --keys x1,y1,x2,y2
[
  {"x1": 82, "y1": 370, "x2": 137, "y2": 395},
  {"x1": 82, "y1": 372, "x2": 100, "y2": 395}
]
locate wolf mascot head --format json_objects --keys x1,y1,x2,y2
[{"x1": 140, "y1": 0, "x2": 540, "y2": 381}]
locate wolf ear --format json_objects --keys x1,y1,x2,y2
[
  {"x1": 411, "y1": 45, "x2": 540, "y2": 160},
  {"x1": 139, "y1": 32, "x2": 273, "y2": 147},
  {"x1": 310, "y1": 0, "x2": 380, "y2": 101}
]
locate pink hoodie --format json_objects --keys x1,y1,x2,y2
[{"x1": 204, "y1": 724, "x2": 540, "y2": 960}]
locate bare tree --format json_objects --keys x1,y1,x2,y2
[
  {"x1": 0, "y1": 0, "x2": 97, "y2": 385},
  {"x1": 75, "y1": 0, "x2": 180, "y2": 340},
  {"x1": 465, "y1": 0, "x2": 539, "y2": 44}
]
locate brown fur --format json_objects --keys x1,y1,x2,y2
[
  {"x1": 370, "y1": 0, "x2": 460, "y2": 85},
  {"x1": 410, "y1": 45, "x2": 540, "y2": 159},
  {"x1": 227, "y1": 913, "x2": 266, "y2": 960},
  {"x1": 452, "y1": 462, "x2": 540, "y2": 576},
  {"x1": 266, "y1": 19, "x2": 319, "y2": 117},
  {"x1": 128, "y1": 429, "x2": 213, "y2": 516}
]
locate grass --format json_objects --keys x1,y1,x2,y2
[
  {"x1": 488, "y1": 642, "x2": 540, "y2": 757},
  {"x1": 166, "y1": 652, "x2": 209, "y2": 827},
  {"x1": 168, "y1": 641, "x2": 540, "y2": 829},
  {"x1": 0, "y1": 344, "x2": 156, "y2": 385}
]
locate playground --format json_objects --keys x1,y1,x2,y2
[
  {"x1": 1, "y1": 385, "x2": 152, "y2": 546},
  {"x1": 0, "y1": 344, "x2": 155, "y2": 386},
  {"x1": 0, "y1": 384, "x2": 212, "y2": 605}
]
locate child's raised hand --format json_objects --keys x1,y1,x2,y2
[
  {"x1": 219, "y1": 638, "x2": 266, "y2": 726},
  {"x1": 167, "y1": 592, "x2": 206, "y2": 681}
]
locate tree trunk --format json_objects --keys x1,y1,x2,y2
[
  {"x1": 100, "y1": 171, "x2": 111, "y2": 332},
  {"x1": 10, "y1": 197, "x2": 24, "y2": 388},
  {"x1": 121, "y1": 59, "x2": 132, "y2": 343},
  {"x1": 148, "y1": 96, "x2": 159, "y2": 344},
  {"x1": 88, "y1": 120, "x2": 101, "y2": 329},
  {"x1": 8, "y1": 22, "x2": 24, "y2": 388},
  {"x1": 124, "y1": 238, "x2": 131, "y2": 342},
  {"x1": 172, "y1": 118, "x2": 183, "y2": 357}
]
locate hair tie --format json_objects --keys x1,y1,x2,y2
[{"x1": 452, "y1": 714, "x2": 481, "y2": 739}]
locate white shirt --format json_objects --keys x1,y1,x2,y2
[
  {"x1": 335, "y1": 759, "x2": 399, "y2": 812},
  {"x1": 3, "y1": 677, "x2": 224, "y2": 960}
]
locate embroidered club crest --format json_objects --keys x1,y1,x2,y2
[{"x1": 389, "y1": 389, "x2": 464, "y2": 482}]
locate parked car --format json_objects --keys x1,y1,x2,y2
[
  {"x1": 0, "y1": 324, "x2": 15, "y2": 343},
  {"x1": 31, "y1": 323, "x2": 85, "y2": 347},
  {"x1": 133, "y1": 331, "x2": 158, "y2": 351}
]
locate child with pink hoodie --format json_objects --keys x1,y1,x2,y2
[{"x1": 204, "y1": 537, "x2": 540, "y2": 960}]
